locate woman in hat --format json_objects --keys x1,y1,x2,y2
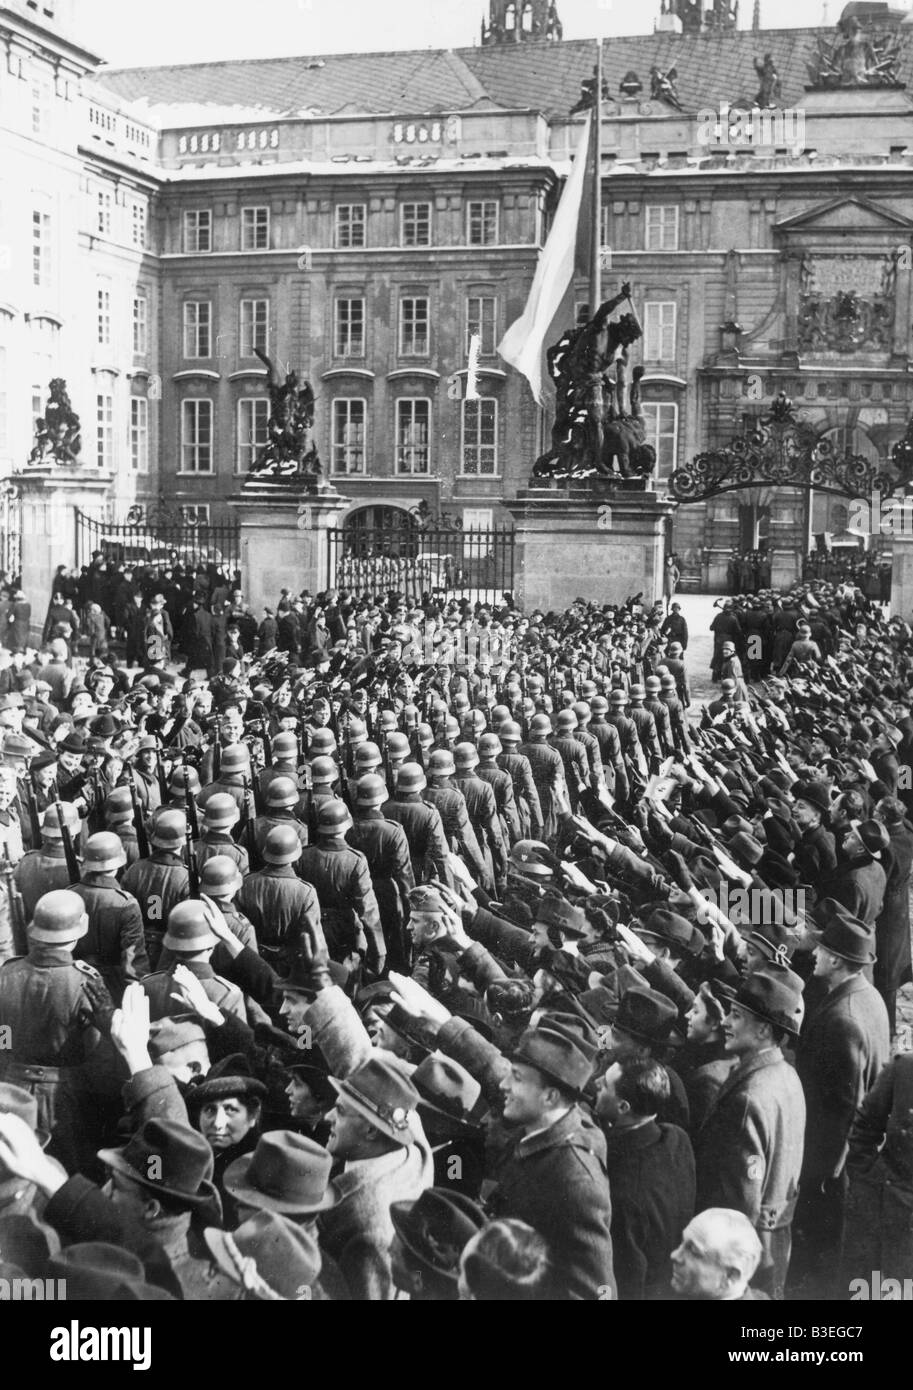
[{"x1": 186, "y1": 1056, "x2": 267, "y2": 1230}]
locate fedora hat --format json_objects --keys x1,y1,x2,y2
[
  {"x1": 727, "y1": 831, "x2": 764, "y2": 869},
  {"x1": 511, "y1": 1023, "x2": 595, "y2": 1096},
  {"x1": 411, "y1": 1053, "x2": 485, "y2": 1139},
  {"x1": 204, "y1": 1210, "x2": 321, "y2": 1300},
  {"x1": 735, "y1": 963, "x2": 805, "y2": 1037},
  {"x1": 613, "y1": 986, "x2": 677, "y2": 1047},
  {"x1": 47, "y1": 1242, "x2": 174, "y2": 1300},
  {"x1": 97, "y1": 1119, "x2": 220, "y2": 1213},
  {"x1": 815, "y1": 907, "x2": 876, "y2": 966},
  {"x1": 223, "y1": 1131, "x2": 338, "y2": 1215},
  {"x1": 390, "y1": 1188, "x2": 487, "y2": 1288},
  {"x1": 535, "y1": 892, "x2": 588, "y2": 939},
  {"x1": 792, "y1": 780, "x2": 831, "y2": 816},
  {"x1": 744, "y1": 920, "x2": 791, "y2": 966},
  {"x1": 639, "y1": 908, "x2": 704, "y2": 958},
  {"x1": 331, "y1": 1056, "x2": 421, "y2": 1148},
  {"x1": 854, "y1": 818, "x2": 890, "y2": 860}
]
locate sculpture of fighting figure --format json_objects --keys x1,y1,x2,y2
[
  {"x1": 754, "y1": 52, "x2": 782, "y2": 108},
  {"x1": 532, "y1": 282, "x2": 656, "y2": 485},
  {"x1": 28, "y1": 379, "x2": 82, "y2": 466},
  {"x1": 650, "y1": 65, "x2": 683, "y2": 110},
  {"x1": 248, "y1": 348, "x2": 323, "y2": 481},
  {"x1": 807, "y1": 15, "x2": 901, "y2": 88}
]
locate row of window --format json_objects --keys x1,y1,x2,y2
[
  {"x1": 180, "y1": 200, "x2": 502, "y2": 253},
  {"x1": 95, "y1": 190, "x2": 148, "y2": 249},
  {"x1": 48, "y1": 387, "x2": 676, "y2": 481}
]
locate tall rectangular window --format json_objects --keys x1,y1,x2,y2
[
  {"x1": 642, "y1": 402, "x2": 678, "y2": 477},
  {"x1": 31, "y1": 80, "x2": 50, "y2": 137},
  {"x1": 130, "y1": 398, "x2": 149, "y2": 472},
  {"x1": 131, "y1": 201, "x2": 147, "y2": 249},
  {"x1": 334, "y1": 297, "x2": 365, "y2": 357},
  {"x1": 183, "y1": 209, "x2": 212, "y2": 252},
  {"x1": 396, "y1": 399, "x2": 430, "y2": 475},
  {"x1": 466, "y1": 295, "x2": 497, "y2": 357},
  {"x1": 239, "y1": 298, "x2": 269, "y2": 357},
  {"x1": 241, "y1": 207, "x2": 270, "y2": 250},
  {"x1": 96, "y1": 393, "x2": 114, "y2": 467},
  {"x1": 97, "y1": 285, "x2": 111, "y2": 346},
  {"x1": 645, "y1": 205, "x2": 679, "y2": 251},
  {"x1": 97, "y1": 190, "x2": 112, "y2": 236},
  {"x1": 644, "y1": 301, "x2": 676, "y2": 362},
  {"x1": 32, "y1": 209, "x2": 51, "y2": 288},
  {"x1": 399, "y1": 296, "x2": 429, "y2": 357},
  {"x1": 467, "y1": 200, "x2": 499, "y2": 246},
  {"x1": 461, "y1": 399, "x2": 498, "y2": 476},
  {"x1": 400, "y1": 202, "x2": 431, "y2": 247},
  {"x1": 332, "y1": 399, "x2": 366, "y2": 474},
  {"x1": 236, "y1": 397, "x2": 269, "y2": 472},
  {"x1": 183, "y1": 301, "x2": 212, "y2": 358},
  {"x1": 133, "y1": 294, "x2": 148, "y2": 355},
  {"x1": 335, "y1": 204, "x2": 366, "y2": 248},
  {"x1": 181, "y1": 399, "x2": 213, "y2": 473}
]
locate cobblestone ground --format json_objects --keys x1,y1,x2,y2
[{"x1": 674, "y1": 592, "x2": 913, "y2": 1052}]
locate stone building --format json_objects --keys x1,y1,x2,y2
[{"x1": 5, "y1": 0, "x2": 913, "y2": 589}]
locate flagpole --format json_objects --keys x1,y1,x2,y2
[{"x1": 589, "y1": 37, "x2": 603, "y2": 314}]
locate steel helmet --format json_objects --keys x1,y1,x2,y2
[
  {"x1": 499, "y1": 720, "x2": 522, "y2": 744},
  {"x1": 169, "y1": 765, "x2": 202, "y2": 797},
  {"x1": 263, "y1": 823, "x2": 303, "y2": 865},
  {"x1": 41, "y1": 801, "x2": 81, "y2": 841},
  {"x1": 201, "y1": 793, "x2": 240, "y2": 829},
  {"x1": 199, "y1": 855, "x2": 244, "y2": 899},
  {"x1": 556, "y1": 709, "x2": 578, "y2": 731},
  {"x1": 629, "y1": 684, "x2": 646, "y2": 701},
  {"x1": 463, "y1": 710, "x2": 487, "y2": 736},
  {"x1": 220, "y1": 744, "x2": 251, "y2": 773},
  {"x1": 345, "y1": 717, "x2": 367, "y2": 742},
  {"x1": 384, "y1": 732, "x2": 410, "y2": 759},
  {"x1": 478, "y1": 733, "x2": 502, "y2": 759},
  {"x1": 309, "y1": 756, "x2": 338, "y2": 786},
  {"x1": 395, "y1": 763, "x2": 427, "y2": 793},
  {"x1": 509, "y1": 840, "x2": 553, "y2": 880},
  {"x1": 316, "y1": 799, "x2": 352, "y2": 835},
  {"x1": 82, "y1": 832, "x2": 127, "y2": 874},
  {"x1": 572, "y1": 702, "x2": 592, "y2": 724},
  {"x1": 354, "y1": 742, "x2": 382, "y2": 769},
  {"x1": 609, "y1": 689, "x2": 628, "y2": 706},
  {"x1": 529, "y1": 714, "x2": 553, "y2": 737},
  {"x1": 644, "y1": 676, "x2": 661, "y2": 694},
  {"x1": 443, "y1": 716, "x2": 460, "y2": 740},
  {"x1": 416, "y1": 724, "x2": 434, "y2": 749},
  {"x1": 150, "y1": 809, "x2": 187, "y2": 850},
  {"x1": 590, "y1": 696, "x2": 609, "y2": 715},
  {"x1": 454, "y1": 742, "x2": 479, "y2": 770},
  {"x1": 271, "y1": 732, "x2": 299, "y2": 760},
  {"x1": 428, "y1": 749, "x2": 455, "y2": 778},
  {"x1": 30, "y1": 889, "x2": 88, "y2": 944},
  {"x1": 309, "y1": 729, "x2": 337, "y2": 756},
  {"x1": 265, "y1": 776, "x2": 299, "y2": 810},
  {"x1": 104, "y1": 787, "x2": 134, "y2": 822},
  {"x1": 377, "y1": 710, "x2": 399, "y2": 733},
  {"x1": 355, "y1": 774, "x2": 387, "y2": 807},
  {"x1": 162, "y1": 900, "x2": 219, "y2": 953}
]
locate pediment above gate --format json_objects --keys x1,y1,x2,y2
[{"x1": 776, "y1": 197, "x2": 913, "y2": 239}]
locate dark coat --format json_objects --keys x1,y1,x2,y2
[
  {"x1": 796, "y1": 973, "x2": 890, "y2": 1188},
  {"x1": 694, "y1": 1047, "x2": 806, "y2": 1234},
  {"x1": 70, "y1": 874, "x2": 150, "y2": 1002},
  {"x1": 843, "y1": 1053, "x2": 913, "y2": 1281},
  {"x1": 235, "y1": 864, "x2": 321, "y2": 975},
  {"x1": 875, "y1": 823, "x2": 913, "y2": 993},
  {"x1": 603, "y1": 1120, "x2": 695, "y2": 1301},
  {"x1": 381, "y1": 792, "x2": 451, "y2": 885},
  {"x1": 488, "y1": 1104, "x2": 616, "y2": 1301}
]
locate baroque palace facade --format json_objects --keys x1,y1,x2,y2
[{"x1": 4, "y1": 0, "x2": 913, "y2": 586}]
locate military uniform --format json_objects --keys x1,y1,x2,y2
[
  {"x1": 121, "y1": 851, "x2": 191, "y2": 971},
  {"x1": 347, "y1": 808, "x2": 415, "y2": 972},
  {"x1": 193, "y1": 831, "x2": 250, "y2": 877},
  {"x1": 477, "y1": 760, "x2": 522, "y2": 845},
  {"x1": 70, "y1": 874, "x2": 149, "y2": 1003},
  {"x1": 496, "y1": 749, "x2": 543, "y2": 840},
  {"x1": 298, "y1": 840, "x2": 384, "y2": 969},
  {"x1": 422, "y1": 782, "x2": 490, "y2": 890},
  {"x1": 241, "y1": 809, "x2": 309, "y2": 861},
  {"x1": 141, "y1": 957, "x2": 245, "y2": 1023},
  {"x1": 235, "y1": 865, "x2": 321, "y2": 977},
  {"x1": 547, "y1": 731, "x2": 589, "y2": 813},
  {"x1": 587, "y1": 719, "x2": 629, "y2": 803},
  {"x1": 518, "y1": 740, "x2": 565, "y2": 841},
  {"x1": 381, "y1": 790, "x2": 452, "y2": 886},
  {"x1": 14, "y1": 845, "x2": 73, "y2": 918},
  {"x1": 0, "y1": 945, "x2": 114, "y2": 1172},
  {"x1": 453, "y1": 770, "x2": 506, "y2": 885}
]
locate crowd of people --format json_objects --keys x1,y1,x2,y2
[
  {"x1": 803, "y1": 548, "x2": 893, "y2": 601},
  {"x1": 725, "y1": 549, "x2": 773, "y2": 596},
  {"x1": 0, "y1": 566, "x2": 911, "y2": 1304}
]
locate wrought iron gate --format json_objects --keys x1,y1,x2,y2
[
  {"x1": 327, "y1": 512, "x2": 515, "y2": 607},
  {"x1": 75, "y1": 505, "x2": 241, "y2": 579}
]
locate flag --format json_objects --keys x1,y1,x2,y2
[{"x1": 497, "y1": 110, "x2": 592, "y2": 406}]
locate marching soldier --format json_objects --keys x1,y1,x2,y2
[
  {"x1": 235, "y1": 823, "x2": 321, "y2": 977},
  {"x1": 199, "y1": 742, "x2": 251, "y2": 816},
  {"x1": 298, "y1": 799, "x2": 385, "y2": 973},
  {"x1": 121, "y1": 808, "x2": 191, "y2": 970},
  {"x1": 476, "y1": 732, "x2": 522, "y2": 846},
  {"x1": 14, "y1": 801, "x2": 81, "y2": 918},
  {"x1": 381, "y1": 761, "x2": 451, "y2": 887},
  {"x1": 423, "y1": 748, "x2": 490, "y2": 892},
  {"x1": 240, "y1": 774, "x2": 309, "y2": 862},
  {"x1": 453, "y1": 742, "x2": 506, "y2": 890},
  {"x1": 588, "y1": 696, "x2": 630, "y2": 804},
  {"x1": 347, "y1": 773, "x2": 415, "y2": 972},
  {"x1": 104, "y1": 786, "x2": 142, "y2": 869},
  {"x1": 628, "y1": 684, "x2": 664, "y2": 774},
  {"x1": 140, "y1": 900, "x2": 245, "y2": 1023},
  {"x1": 193, "y1": 793, "x2": 250, "y2": 876},
  {"x1": 520, "y1": 714, "x2": 567, "y2": 841},
  {"x1": 70, "y1": 832, "x2": 149, "y2": 1002},
  {"x1": 496, "y1": 720, "x2": 543, "y2": 841}
]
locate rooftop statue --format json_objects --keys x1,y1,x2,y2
[{"x1": 807, "y1": 14, "x2": 902, "y2": 87}]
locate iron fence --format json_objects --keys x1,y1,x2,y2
[
  {"x1": 327, "y1": 523, "x2": 515, "y2": 608},
  {"x1": 75, "y1": 510, "x2": 241, "y2": 579}
]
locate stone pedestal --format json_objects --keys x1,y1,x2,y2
[
  {"x1": 228, "y1": 476, "x2": 350, "y2": 614},
  {"x1": 506, "y1": 485, "x2": 677, "y2": 612},
  {"x1": 890, "y1": 531, "x2": 913, "y2": 620},
  {"x1": 16, "y1": 464, "x2": 114, "y2": 640}
]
